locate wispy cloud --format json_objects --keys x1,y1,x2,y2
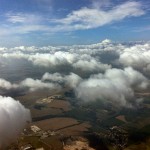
[
  {"x1": 0, "y1": 1, "x2": 145, "y2": 37},
  {"x1": 6, "y1": 13, "x2": 42, "y2": 24},
  {"x1": 133, "y1": 25, "x2": 150, "y2": 32},
  {"x1": 52, "y1": 1, "x2": 145, "y2": 31},
  {"x1": 0, "y1": 13, "x2": 50, "y2": 36},
  {"x1": 0, "y1": 0, "x2": 147, "y2": 47}
]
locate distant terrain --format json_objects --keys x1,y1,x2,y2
[{"x1": 6, "y1": 89, "x2": 150, "y2": 150}]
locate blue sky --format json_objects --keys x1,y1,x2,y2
[{"x1": 0, "y1": 0, "x2": 150, "y2": 46}]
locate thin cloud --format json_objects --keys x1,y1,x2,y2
[
  {"x1": 52, "y1": 1, "x2": 145, "y2": 31},
  {"x1": 0, "y1": 1, "x2": 146, "y2": 37},
  {"x1": 6, "y1": 13, "x2": 42, "y2": 24}
]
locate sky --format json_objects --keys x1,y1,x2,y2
[{"x1": 0, "y1": 0, "x2": 150, "y2": 46}]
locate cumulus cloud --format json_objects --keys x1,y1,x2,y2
[
  {"x1": 0, "y1": 78, "x2": 18, "y2": 90},
  {"x1": 28, "y1": 52, "x2": 77, "y2": 67},
  {"x1": 29, "y1": 52, "x2": 111, "y2": 73},
  {"x1": 0, "y1": 46, "x2": 111, "y2": 75},
  {"x1": 0, "y1": 96, "x2": 31, "y2": 149},
  {"x1": 73, "y1": 58, "x2": 111, "y2": 73},
  {"x1": 42, "y1": 72, "x2": 82, "y2": 88},
  {"x1": 20, "y1": 78, "x2": 61, "y2": 92},
  {"x1": 119, "y1": 42, "x2": 150, "y2": 73},
  {"x1": 75, "y1": 67, "x2": 149, "y2": 107},
  {"x1": 0, "y1": 64, "x2": 149, "y2": 108},
  {"x1": 0, "y1": 72, "x2": 81, "y2": 93},
  {"x1": 42, "y1": 72, "x2": 64, "y2": 82},
  {"x1": 0, "y1": 77, "x2": 61, "y2": 92},
  {"x1": 1, "y1": 39, "x2": 150, "y2": 76}
]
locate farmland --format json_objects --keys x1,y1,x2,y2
[{"x1": 9, "y1": 89, "x2": 150, "y2": 150}]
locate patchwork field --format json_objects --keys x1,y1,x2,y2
[
  {"x1": 33, "y1": 117, "x2": 79, "y2": 131},
  {"x1": 31, "y1": 99, "x2": 71, "y2": 118},
  {"x1": 33, "y1": 117, "x2": 91, "y2": 136},
  {"x1": 13, "y1": 90, "x2": 150, "y2": 150},
  {"x1": 116, "y1": 115, "x2": 127, "y2": 123}
]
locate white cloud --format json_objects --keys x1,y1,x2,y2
[
  {"x1": 0, "y1": 40, "x2": 150, "y2": 107},
  {"x1": 53, "y1": 1, "x2": 145, "y2": 31},
  {"x1": 0, "y1": 13, "x2": 51, "y2": 37},
  {"x1": 1, "y1": 40, "x2": 150, "y2": 76},
  {"x1": 20, "y1": 78, "x2": 61, "y2": 92},
  {"x1": 42, "y1": 72, "x2": 82, "y2": 88},
  {"x1": 75, "y1": 67, "x2": 149, "y2": 107},
  {"x1": 0, "y1": 57, "x2": 149, "y2": 108},
  {"x1": 26, "y1": 51, "x2": 111, "y2": 73},
  {"x1": 42, "y1": 72, "x2": 64, "y2": 82},
  {"x1": 0, "y1": 96, "x2": 31, "y2": 149},
  {"x1": 0, "y1": 1, "x2": 145, "y2": 38},
  {"x1": 0, "y1": 78, "x2": 18, "y2": 90},
  {"x1": 1, "y1": 40, "x2": 150, "y2": 75},
  {"x1": 0, "y1": 77, "x2": 61, "y2": 92},
  {"x1": 73, "y1": 59, "x2": 111, "y2": 72},
  {"x1": 6, "y1": 13, "x2": 42, "y2": 24},
  {"x1": 28, "y1": 51, "x2": 78, "y2": 67},
  {"x1": 119, "y1": 42, "x2": 150, "y2": 73},
  {"x1": 0, "y1": 72, "x2": 81, "y2": 92}
]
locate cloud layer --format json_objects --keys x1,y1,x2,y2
[
  {"x1": 0, "y1": 40, "x2": 150, "y2": 108},
  {"x1": 1, "y1": 40, "x2": 150, "y2": 74}
]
